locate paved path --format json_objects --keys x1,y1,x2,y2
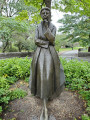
[{"x1": 59, "y1": 50, "x2": 90, "y2": 62}]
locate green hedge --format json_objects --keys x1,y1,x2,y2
[
  {"x1": 0, "y1": 57, "x2": 90, "y2": 120},
  {"x1": 0, "y1": 57, "x2": 32, "y2": 79},
  {"x1": 0, "y1": 57, "x2": 31, "y2": 116},
  {"x1": 60, "y1": 58, "x2": 90, "y2": 117}
]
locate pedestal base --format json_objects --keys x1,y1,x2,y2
[
  {"x1": 49, "y1": 115, "x2": 56, "y2": 120},
  {"x1": 32, "y1": 116, "x2": 38, "y2": 120},
  {"x1": 31, "y1": 115, "x2": 56, "y2": 120}
]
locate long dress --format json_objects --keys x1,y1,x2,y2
[{"x1": 29, "y1": 21, "x2": 65, "y2": 100}]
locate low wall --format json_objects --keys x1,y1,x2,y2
[
  {"x1": 78, "y1": 52, "x2": 90, "y2": 57},
  {"x1": 78, "y1": 48, "x2": 86, "y2": 52},
  {"x1": 0, "y1": 52, "x2": 34, "y2": 59}
]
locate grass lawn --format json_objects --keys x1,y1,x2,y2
[
  {"x1": 59, "y1": 47, "x2": 79, "y2": 52},
  {"x1": 82, "y1": 49, "x2": 88, "y2": 52},
  {"x1": 0, "y1": 49, "x2": 2, "y2": 53}
]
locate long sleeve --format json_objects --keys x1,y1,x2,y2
[
  {"x1": 44, "y1": 26, "x2": 56, "y2": 45},
  {"x1": 35, "y1": 27, "x2": 49, "y2": 48}
]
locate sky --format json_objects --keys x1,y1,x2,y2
[{"x1": 51, "y1": 9, "x2": 64, "y2": 31}]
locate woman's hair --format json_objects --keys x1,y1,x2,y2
[
  {"x1": 40, "y1": 7, "x2": 51, "y2": 15},
  {"x1": 40, "y1": 7, "x2": 51, "y2": 21}
]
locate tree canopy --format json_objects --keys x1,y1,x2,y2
[
  {"x1": 58, "y1": 14, "x2": 90, "y2": 51},
  {"x1": 53, "y1": 0, "x2": 90, "y2": 17},
  {"x1": 0, "y1": 0, "x2": 90, "y2": 52},
  {"x1": 24, "y1": 0, "x2": 52, "y2": 8}
]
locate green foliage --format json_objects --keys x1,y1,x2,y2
[
  {"x1": 0, "y1": 0, "x2": 36, "y2": 17},
  {"x1": 15, "y1": 10, "x2": 29, "y2": 21},
  {"x1": 0, "y1": 76, "x2": 27, "y2": 114},
  {"x1": 14, "y1": 0, "x2": 42, "y2": 23},
  {"x1": 86, "y1": 100, "x2": 90, "y2": 113},
  {"x1": 79, "y1": 91, "x2": 90, "y2": 101},
  {"x1": 0, "y1": 106, "x2": 2, "y2": 113},
  {"x1": 24, "y1": 77, "x2": 29, "y2": 82},
  {"x1": 7, "y1": 77, "x2": 18, "y2": 84},
  {"x1": 61, "y1": 58, "x2": 90, "y2": 116},
  {"x1": 0, "y1": 58, "x2": 31, "y2": 115},
  {"x1": 53, "y1": 0, "x2": 90, "y2": 17},
  {"x1": 0, "y1": 77, "x2": 10, "y2": 89},
  {"x1": 61, "y1": 58, "x2": 90, "y2": 84},
  {"x1": 0, "y1": 0, "x2": 38, "y2": 53},
  {"x1": 55, "y1": 34, "x2": 67, "y2": 51},
  {"x1": 10, "y1": 89, "x2": 27, "y2": 100},
  {"x1": 58, "y1": 14, "x2": 90, "y2": 48},
  {"x1": 0, "y1": 57, "x2": 32, "y2": 79},
  {"x1": 0, "y1": 16, "x2": 28, "y2": 52},
  {"x1": 7, "y1": 46, "x2": 18, "y2": 52},
  {"x1": 0, "y1": 88, "x2": 11, "y2": 104},
  {"x1": 0, "y1": 57, "x2": 90, "y2": 119},
  {"x1": 0, "y1": 15, "x2": 37, "y2": 52},
  {"x1": 0, "y1": 77, "x2": 11, "y2": 108},
  {"x1": 24, "y1": 0, "x2": 44, "y2": 9},
  {"x1": 81, "y1": 114, "x2": 90, "y2": 120}
]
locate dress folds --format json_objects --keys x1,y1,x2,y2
[{"x1": 29, "y1": 21, "x2": 65, "y2": 99}]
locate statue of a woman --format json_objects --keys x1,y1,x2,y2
[{"x1": 29, "y1": 7, "x2": 65, "y2": 120}]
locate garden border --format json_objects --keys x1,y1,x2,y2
[{"x1": 0, "y1": 52, "x2": 34, "y2": 59}]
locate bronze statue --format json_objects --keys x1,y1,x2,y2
[{"x1": 29, "y1": 7, "x2": 65, "y2": 120}]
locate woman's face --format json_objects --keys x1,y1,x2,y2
[{"x1": 41, "y1": 9, "x2": 50, "y2": 21}]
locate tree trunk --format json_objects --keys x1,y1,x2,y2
[
  {"x1": 0, "y1": 4, "x2": 3, "y2": 16},
  {"x1": 2, "y1": 40, "x2": 8, "y2": 53},
  {"x1": 19, "y1": 46, "x2": 21, "y2": 52},
  {"x1": 44, "y1": 0, "x2": 51, "y2": 8},
  {"x1": 88, "y1": 47, "x2": 90, "y2": 52}
]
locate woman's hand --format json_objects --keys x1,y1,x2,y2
[{"x1": 44, "y1": 19, "x2": 48, "y2": 29}]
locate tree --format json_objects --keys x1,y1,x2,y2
[
  {"x1": 55, "y1": 34, "x2": 67, "y2": 51},
  {"x1": 58, "y1": 14, "x2": 90, "y2": 51},
  {"x1": 13, "y1": 25, "x2": 36, "y2": 52},
  {"x1": 0, "y1": 16, "x2": 28, "y2": 52},
  {"x1": 24, "y1": 0, "x2": 52, "y2": 8},
  {"x1": 0, "y1": 0, "x2": 38, "y2": 52},
  {"x1": 0, "y1": 0, "x2": 36, "y2": 17},
  {"x1": 53, "y1": 0, "x2": 90, "y2": 17}
]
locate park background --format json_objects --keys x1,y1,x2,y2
[{"x1": 0, "y1": 0, "x2": 90, "y2": 120}]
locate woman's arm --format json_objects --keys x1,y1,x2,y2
[
  {"x1": 35, "y1": 27, "x2": 49, "y2": 48},
  {"x1": 44, "y1": 26, "x2": 56, "y2": 45}
]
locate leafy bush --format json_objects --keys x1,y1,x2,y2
[
  {"x1": 7, "y1": 46, "x2": 18, "y2": 52},
  {"x1": 60, "y1": 57, "x2": 90, "y2": 116},
  {"x1": 0, "y1": 106, "x2": 2, "y2": 114},
  {"x1": 0, "y1": 77, "x2": 11, "y2": 112},
  {"x1": 0, "y1": 77, "x2": 10, "y2": 89},
  {"x1": 0, "y1": 57, "x2": 90, "y2": 119},
  {"x1": 81, "y1": 114, "x2": 90, "y2": 120},
  {"x1": 0, "y1": 88, "x2": 11, "y2": 104},
  {"x1": 0, "y1": 77, "x2": 27, "y2": 114},
  {"x1": 61, "y1": 58, "x2": 90, "y2": 83},
  {"x1": 0, "y1": 58, "x2": 31, "y2": 115},
  {"x1": 0, "y1": 57, "x2": 32, "y2": 79},
  {"x1": 60, "y1": 58, "x2": 90, "y2": 89},
  {"x1": 24, "y1": 77, "x2": 29, "y2": 82},
  {"x1": 10, "y1": 89, "x2": 27, "y2": 100},
  {"x1": 7, "y1": 76, "x2": 18, "y2": 84}
]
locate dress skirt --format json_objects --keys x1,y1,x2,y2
[
  {"x1": 30, "y1": 46, "x2": 65, "y2": 100},
  {"x1": 36, "y1": 47, "x2": 54, "y2": 99}
]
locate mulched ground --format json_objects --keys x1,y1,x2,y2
[{"x1": 2, "y1": 80, "x2": 86, "y2": 120}]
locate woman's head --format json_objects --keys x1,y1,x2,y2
[{"x1": 40, "y1": 7, "x2": 51, "y2": 21}]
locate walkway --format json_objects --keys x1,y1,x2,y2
[{"x1": 59, "y1": 50, "x2": 90, "y2": 62}]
